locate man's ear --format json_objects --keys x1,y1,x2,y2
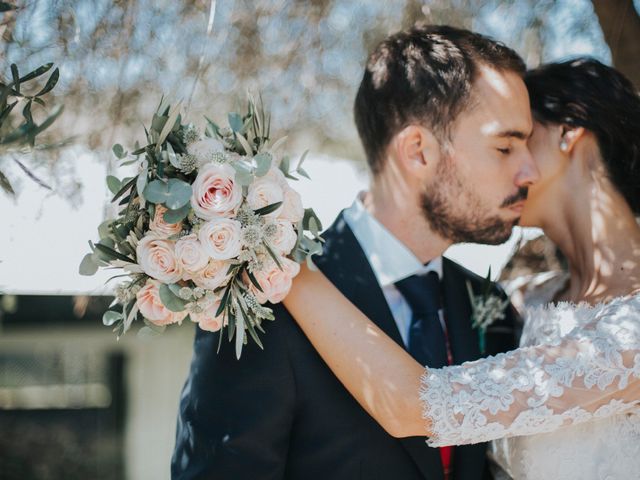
[
  {"x1": 391, "y1": 125, "x2": 440, "y2": 174},
  {"x1": 559, "y1": 126, "x2": 585, "y2": 154}
]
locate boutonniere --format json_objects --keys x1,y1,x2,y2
[{"x1": 466, "y1": 267, "x2": 510, "y2": 354}]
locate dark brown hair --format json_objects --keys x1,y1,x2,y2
[
  {"x1": 354, "y1": 24, "x2": 526, "y2": 175},
  {"x1": 526, "y1": 58, "x2": 640, "y2": 214}
]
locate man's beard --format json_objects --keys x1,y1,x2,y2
[{"x1": 420, "y1": 156, "x2": 527, "y2": 245}]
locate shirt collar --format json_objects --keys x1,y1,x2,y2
[{"x1": 343, "y1": 193, "x2": 443, "y2": 287}]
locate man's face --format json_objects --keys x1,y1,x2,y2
[{"x1": 421, "y1": 65, "x2": 538, "y2": 245}]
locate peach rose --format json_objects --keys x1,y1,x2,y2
[
  {"x1": 191, "y1": 259, "x2": 231, "y2": 290},
  {"x1": 247, "y1": 178, "x2": 284, "y2": 217},
  {"x1": 149, "y1": 204, "x2": 183, "y2": 238},
  {"x1": 270, "y1": 220, "x2": 297, "y2": 255},
  {"x1": 198, "y1": 218, "x2": 242, "y2": 260},
  {"x1": 264, "y1": 166, "x2": 288, "y2": 188},
  {"x1": 278, "y1": 188, "x2": 304, "y2": 223},
  {"x1": 191, "y1": 299, "x2": 226, "y2": 332},
  {"x1": 251, "y1": 256, "x2": 300, "y2": 304},
  {"x1": 190, "y1": 163, "x2": 242, "y2": 219},
  {"x1": 136, "y1": 235, "x2": 183, "y2": 283},
  {"x1": 175, "y1": 234, "x2": 209, "y2": 279},
  {"x1": 136, "y1": 279, "x2": 187, "y2": 326}
]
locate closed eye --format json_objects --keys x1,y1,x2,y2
[{"x1": 497, "y1": 147, "x2": 511, "y2": 155}]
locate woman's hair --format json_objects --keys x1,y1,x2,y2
[{"x1": 525, "y1": 58, "x2": 640, "y2": 214}]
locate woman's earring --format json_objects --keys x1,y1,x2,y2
[{"x1": 560, "y1": 139, "x2": 568, "y2": 152}]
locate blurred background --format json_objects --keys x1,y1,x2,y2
[{"x1": 0, "y1": 1, "x2": 638, "y2": 478}]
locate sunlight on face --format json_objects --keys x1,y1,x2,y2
[{"x1": 421, "y1": 65, "x2": 537, "y2": 245}]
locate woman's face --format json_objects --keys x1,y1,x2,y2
[{"x1": 519, "y1": 121, "x2": 569, "y2": 227}]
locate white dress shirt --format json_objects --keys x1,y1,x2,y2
[{"x1": 343, "y1": 194, "x2": 444, "y2": 347}]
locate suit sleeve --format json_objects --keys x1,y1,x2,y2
[{"x1": 171, "y1": 305, "x2": 296, "y2": 480}]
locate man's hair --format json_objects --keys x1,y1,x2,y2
[
  {"x1": 354, "y1": 25, "x2": 526, "y2": 175},
  {"x1": 525, "y1": 58, "x2": 640, "y2": 215}
]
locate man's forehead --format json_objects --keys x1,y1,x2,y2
[{"x1": 469, "y1": 65, "x2": 532, "y2": 137}]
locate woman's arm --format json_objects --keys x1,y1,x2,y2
[
  {"x1": 283, "y1": 264, "x2": 429, "y2": 437},
  {"x1": 284, "y1": 265, "x2": 640, "y2": 445}
]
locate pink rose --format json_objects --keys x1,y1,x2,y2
[
  {"x1": 191, "y1": 259, "x2": 231, "y2": 290},
  {"x1": 278, "y1": 188, "x2": 304, "y2": 223},
  {"x1": 191, "y1": 299, "x2": 226, "y2": 332},
  {"x1": 149, "y1": 204, "x2": 183, "y2": 238},
  {"x1": 136, "y1": 235, "x2": 183, "y2": 283},
  {"x1": 247, "y1": 178, "x2": 284, "y2": 217},
  {"x1": 250, "y1": 256, "x2": 301, "y2": 304},
  {"x1": 175, "y1": 234, "x2": 209, "y2": 279},
  {"x1": 191, "y1": 163, "x2": 243, "y2": 219},
  {"x1": 136, "y1": 279, "x2": 187, "y2": 326},
  {"x1": 270, "y1": 220, "x2": 297, "y2": 255},
  {"x1": 198, "y1": 218, "x2": 242, "y2": 260}
]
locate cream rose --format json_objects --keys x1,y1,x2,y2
[
  {"x1": 136, "y1": 279, "x2": 187, "y2": 326},
  {"x1": 191, "y1": 259, "x2": 231, "y2": 290},
  {"x1": 136, "y1": 235, "x2": 183, "y2": 283},
  {"x1": 149, "y1": 204, "x2": 183, "y2": 238},
  {"x1": 270, "y1": 220, "x2": 297, "y2": 255},
  {"x1": 265, "y1": 166, "x2": 288, "y2": 188},
  {"x1": 191, "y1": 299, "x2": 226, "y2": 332},
  {"x1": 278, "y1": 188, "x2": 304, "y2": 223},
  {"x1": 247, "y1": 178, "x2": 284, "y2": 217},
  {"x1": 251, "y1": 256, "x2": 300, "y2": 304},
  {"x1": 175, "y1": 234, "x2": 209, "y2": 279},
  {"x1": 198, "y1": 218, "x2": 242, "y2": 260},
  {"x1": 188, "y1": 137, "x2": 225, "y2": 165},
  {"x1": 190, "y1": 163, "x2": 243, "y2": 219}
]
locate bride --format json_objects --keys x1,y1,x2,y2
[{"x1": 282, "y1": 58, "x2": 640, "y2": 479}]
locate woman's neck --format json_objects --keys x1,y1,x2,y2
[{"x1": 545, "y1": 176, "x2": 640, "y2": 304}]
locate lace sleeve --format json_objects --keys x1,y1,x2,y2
[{"x1": 421, "y1": 297, "x2": 640, "y2": 447}]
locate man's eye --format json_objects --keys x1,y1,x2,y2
[{"x1": 497, "y1": 147, "x2": 511, "y2": 155}]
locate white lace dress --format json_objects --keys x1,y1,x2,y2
[{"x1": 421, "y1": 273, "x2": 640, "y2": 479}]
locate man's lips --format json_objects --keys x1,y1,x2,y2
[{"x1": 507, "y1": 201, "x2": 525, "y2": 214}]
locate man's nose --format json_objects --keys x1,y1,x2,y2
[{"x1": 514, "y1": 148, "x2": 540, "y2": 187}]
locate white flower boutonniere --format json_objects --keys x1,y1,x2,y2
[{"x1": 466, "y1": 268, "x2": 510, "y2": 354}]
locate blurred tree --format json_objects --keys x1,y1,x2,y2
[
  {"x1": 0, "y1": 0, "x2": 634, "y2": 204},
  {"x1": 592, "y1": 0, "x2": 640, "y2": 87}
]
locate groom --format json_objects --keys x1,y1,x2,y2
[{"x1": 172, "y1": 25, "x2": 537, "y2": 480}]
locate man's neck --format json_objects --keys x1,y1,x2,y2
[{"x1": 365, "y1": 185, "x2": 451, "y2": 264}]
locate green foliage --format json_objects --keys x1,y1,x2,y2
[{"x1": 0, "y1": 62, "x2": 62, "y2": 196}]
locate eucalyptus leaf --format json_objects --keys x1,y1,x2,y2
[
  {"x1": 97, "y1": 220, "x2": 112, "y2": 239},
  {"x1": 143, "y1": 179, "x2": 169, "y2": 203},
  {"x1": 254, "y1": 152, "x2": 272, "y2": 177},
  {"x1": 235, "y1": 310, "x2": 245, "y2": 359},
  {"x1": 166, "y1": 142, "x2": 181, "y2": 168},
  {"x1": 103, "y1": 310, "x2": 123, "y2": 326},
  {"x1": 159, "y1": 283, "x2": 187, "y2": 312},
  {"x1": 137, "y1": 326, "x2": 162, "y2": 339},
  {"x1": 165, "y1": 178, "x2": 192, "y2": 209},
  {"x1": 136, "y1": 172, "x2": 148, "y2": 201},
  {"x1": 112, "y1": 143, "x2": 126, "y2": 159},
  {"x1": 79, "y1": 253, "x2": 99, "y2": 276},
  {"x1": 94, "y1": 243, "x2": 135, "y2": 263},
  {"x1": 0, "y1": 169, "x2": 15, "y2": 195},
  {"x1": 235, "y1": 132, "x2": 253, "y2": 156},
  {"x1": 228, "y1": 112, "x2": 243, "y2": 132},
  {"x1": 106, "y1": 175, "x2": 121, "y2": 195},
  {"x1": 163, "y1": 203, "x2": 191, "y2": 223}
]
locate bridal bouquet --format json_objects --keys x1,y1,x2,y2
[{"x1": 80, "y1": 96, "x2": 323, "y2": 358}]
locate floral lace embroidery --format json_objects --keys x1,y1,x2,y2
[{"x1": 420, "y1": 295, "x2": 640, "y2": 447}]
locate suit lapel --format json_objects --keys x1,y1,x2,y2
[
  {"x1": 315, "y1": 213, "x2": 444, "y2": 480},
  {"x1": 441, "y1": 257, "x2": 481, "y2": 365}
]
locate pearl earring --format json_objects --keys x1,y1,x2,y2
[{"x1": 560, "y1": 140, "x2": 568, "y2": 152}]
